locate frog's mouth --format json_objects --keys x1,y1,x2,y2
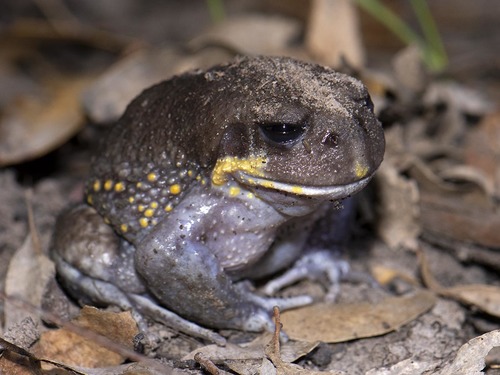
[{"x1": 234, "y1": 171, "x2": 373, "y2": 201}]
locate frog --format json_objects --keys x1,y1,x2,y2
[{"x1": 50, "y1": 56, "x2": 385, "y2": 344}]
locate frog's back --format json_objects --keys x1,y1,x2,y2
[{"x1": 85, "y1": 77, "x2": 209, "y2": 243}]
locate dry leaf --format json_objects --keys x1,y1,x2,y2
[
  {"x1": 185, "y1": 319, "x2": 321, "y2": 374},
  {"x1": 183, "y1": 342, "x2": 261, "y2": 362},
  {"x1": 72, "y1": 306, "x2": 139, "y2": 347},
  {"x1": 365, "y1": 357, "x2": 438, "y2": 375},
  {"x1": 420, "y1": 249, "x2": 500, "y2": 318},
  {"x1": 306, "y1": 0, "x2": 364, "y2": 68},
  {"x1": 183, "y1": 332, "x2": 318, "y2": 363},
  {"x1": 441, "y1": 285, "x2": 500, "y2": 318},
  {"x1": 226, "y1": 358, "x2": 275, "y2": 375},
  {"x1": 392, "y1": 45, "x2": 428, "y2": 93},
  {"x1": 264, "y1": 307, "x2": 342, "y2": 375},
  {"x1": 410, "y1": 158, "x2": 500, "y2": 249},
  {"x1": 0, "y1": 78, "x2": 89, "y2": 166},
  {"x1": 0, "y1": 336, "x2": 173, "y2": 375},
  {"x1": 281, "y1": 291, "x2": 436, "y2": 342},
  {"x1": 0, "y1": 337, "x2": 43, "y2": 375},
  {"x1": 0, "y1": 356, "x2": 38, "y2": 375},
  {"x1": 4, "y1": 235, "x2": 55, "y2": 328},
  {"x1": 464, "y1": 111, "x2": 500, "y2": 197},
  {"x1": 36, "y1": 307, "x2": 138, "y2": 368},
  {"x1": 73, "y1": 362, "x2": 177, "y2": 375},
  {"x1": 83, "y1": 47, "x2": 233, "y2": 124},
  {"x1": 375, "y1": 162, "x2": 421, "y2": 249},
  {"x1": 370, "y1": 264, "x2": 419, "y2": 287},
  {"x1": 436, "y1": 329, "x2": 500, "y2": 375},
  {"x1": 82, "y1": 49, "x2": 181, "y2": 123},
  {"x1": 189, "y1": 15, "x2": 301, "y2": 57}
]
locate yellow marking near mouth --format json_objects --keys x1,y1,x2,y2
[
  {"x1": 229, "y1": 186, "x2": 241, "y2": 197},
  {"x1": 212, "y1": 156, "x2": 267, "y2": 186},
  {"x1": 291, "y1": 186, "x2": 303, "y2": 194},
  {"x1": 355, "y1": 162, "x2": 369, "y2": 179}
]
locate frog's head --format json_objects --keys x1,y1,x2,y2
[
  {"x1": 115, "y1": 56, "x2": 384, "y2": 216},
  {"x1": 202, "y1": 56, "x2": 384, "y2": 214}
]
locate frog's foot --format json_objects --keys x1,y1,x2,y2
[
  {"x1": 53, "y1": 254, "x2": 226, "y2": 345},
  {"x1": 262, "y1": 250, "x2": 350, "y2": 302},
  {"x1": 223, "y1": 281, "x2": 313, "y2": 333},
  {"x1": 129, "y1": 295, "x2": 226, "y2": 345}
]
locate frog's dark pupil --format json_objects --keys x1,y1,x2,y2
[{"x1": 259, "y1": 123, "x2": 306, "y2": 145}]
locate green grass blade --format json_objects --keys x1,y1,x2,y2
[
  {"x1": 410, "y1": 0, "x2": 448, "y2": 71},
  {"x1": 206, "y1": 0, "x2": 225, "y2": 23}
]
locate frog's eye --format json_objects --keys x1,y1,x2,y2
[{"x1": 259, "y1": 123, "x2": 306, "y2": 146}]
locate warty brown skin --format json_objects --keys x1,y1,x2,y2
[{"x1": 51, "y1": 56, "x2": 385, "y2": 341}]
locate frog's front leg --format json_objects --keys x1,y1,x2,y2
[
  {"x1": 134, "y1": 198, "x2": 312, "y2": 332},
  {"x1": 51, "y1": 205, "x2": 227, "y2": 344},
  {"x1": 262, "y1": 198, "x2": 356, "y2": 301}
]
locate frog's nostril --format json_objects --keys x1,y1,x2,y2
[{"x1": 321, "y1": 132, "x2": 339, "y2": 148}]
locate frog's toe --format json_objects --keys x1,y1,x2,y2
[
  {"x1": 262, "y1": 250, "x2": 350, "y2": 302},
  {"x1": 238, "y1": 294, "x2": 312, "y2": 333}
]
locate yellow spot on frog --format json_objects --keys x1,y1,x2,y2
[
  {"x1": 150, "y1": 201, "x2": 158, "y2": 209},
  {"x1": 144, "y1": 208, "x2": 155, "y2": 218},
  {"x1": 139, "y1": 217, "x2": 149, "y2": 228},
  {"x1": 120, "y1": 224, "x2": 128, "y2": 233},
  {"x1": 128, "y1": 196, "x2": 135, "y2": 203},
  {"x1": 136, "y1": 182, "x2": 143, "y2": 188},
  {"x1": 147, "y1": 173, "x2": 157, "y2": 182},
  {"x1": 212, "y1": 156, "x2": 267, "y2": 186},
  {"x1": 170, "y1": 184, "x2": 181, "y2": 195},
  {"x1": 291, "y1": 186, "x2": 303, "y2": 194},
  {"x1": 114, "y1": 182, "x2": 125, "y2": 192},
  {"x1": 86, "y1": 195, "x2": 93, "y2": 205},
  {"x1": 104, "y1": 180, "x2": 113, "y2": 191},
  {"x1": 165, "y1": 204, "x2": 173, "y2": 212},
  {"x1": 103, "y1": 217, "x2": 110, "y2": 224},
  {"x1": 229, "y1": 186, "x2": 240, "y2": 197},
  {"x1": 187, "y1": 170, "x2": 194, "y2": 177},
  {"x1": 247, "y1": 192, "x2": 255, "y2": 199},
  {"x1": 138, "y1": 204, "x2": 145, "y2": 212},
  {"x1": 93, "y1": 180, "x2": 101, "y2": 192},
  {"x1": 355, "y1": 162, "x2": 369, "y2": 179}
]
